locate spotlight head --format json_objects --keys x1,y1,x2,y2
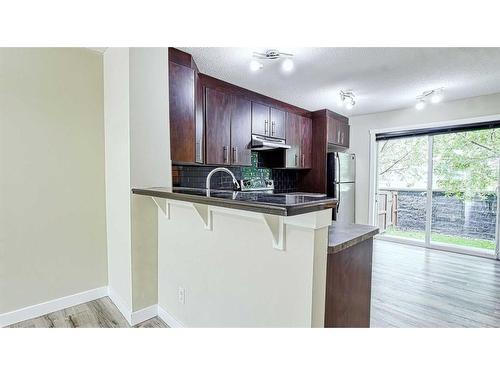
[
  {"x1": 281, "y1": 58, "x2": 294, "y2": 72},
  {"x1": 415, "y1": 99, "x2": 426, "y2": 110},
  {"x1": 250, "y1": 60, "x2": 263, "y2": 72}
]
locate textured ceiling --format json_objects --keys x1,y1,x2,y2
[{"x1": 180, "y1": 47, "x2": 500, "y2": 116}]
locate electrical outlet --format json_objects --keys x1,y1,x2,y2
[{"x1": 178, "y1": 286, "x2": 186, "y2": 305}]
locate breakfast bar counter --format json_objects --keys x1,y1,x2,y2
[
  {"x1": 132, "y1": 187, "x2": 337, "y2": 216},
  {"x1": 132, "y1": 185, "x2": 376, "y2": 328}
]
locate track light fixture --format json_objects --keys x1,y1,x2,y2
[
  {"x1": 415, "y1": 88, "x2": 444, "y2": 110},
  {"x1": 250, "y1": 49, "x2": 294, "y2": 73},
  {"x1": 339, "y1": 90, "x2": 356, "y2": 110}
]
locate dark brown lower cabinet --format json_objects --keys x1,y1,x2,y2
[
  {"x1": 205, "y1": 87, "x2": 232, "y2": 165},
  {"x1": 324, "y1": 238, "x2": 373, "y2": 327}
]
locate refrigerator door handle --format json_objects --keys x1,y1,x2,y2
[
  {"x1": 336, "y1": 152, "x2": 341, "y2": 183},
  {"x1": 336, "y1": 183, "x2": 341, "y2": 212}
]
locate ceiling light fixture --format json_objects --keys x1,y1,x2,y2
[
  {"x1": 251, "y1": 49, "x2": 294, "y2": 73},
  {"x1": 339, "y1": 90, "x2": 356, "y2": 110},
  {"x1": 415, "y1": 88, "x2": 444, "y2": 110}
]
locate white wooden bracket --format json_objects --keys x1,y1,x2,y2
[
  {"x1": 262, "y1": 214, "x2": 286, "y2": 250},
  {"x1": 152, "y1": 197, "x2": 169, "y2": 219},
  {"x1": 192, "y1": 203, "x2": 213, "y2": 231},
  {"x1": 148, "y1": 197, "x2": 332, "y2": 251}
]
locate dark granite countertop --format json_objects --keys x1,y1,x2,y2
[
  {"x1": 132, "y1": 187, "x2": 337, "y2": 216},
  {"x1": 328, "y1": 223, "x2": 379, "y2": 253}
]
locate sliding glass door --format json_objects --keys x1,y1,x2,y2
[
  {"x1": 430, "y1": 130, "x2": 499, "y2": 255},
  {"x1": 375, "y1": 126, "x2": 500, "y2": 259}
]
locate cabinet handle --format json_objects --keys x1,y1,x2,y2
[
  {"x1": 337, "y1": 130, "x2": 341, "y2": 143},
  {"x1": 341, "y1": 133, "x2": 344, "y2": 145},
  {"x1": 302, "y1": 154, "x2": 305, "y2": 167},
  {"x1": 223, "y1": 146, "x2": 227, "y2": 163},
  {"x1": 271, "y1": 121, "x2": 275, "y2": 136},
  {"x1": 232, "y1": 147, "x2": 238, "y2": 164},
  {"x1": 295, "y1": 153, "x2": 298, "y2": 166},
  {"x1": 196, "y1": 141, "x2": 203, "y2": 162},
  {"x1": 264, "y1": 120, "x2": 268, "y2": 134}
]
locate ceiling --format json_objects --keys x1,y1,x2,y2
[{"x1": 179, "y1": 47, "x2": 500, "y2": 116}]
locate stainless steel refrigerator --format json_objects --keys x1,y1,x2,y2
[{"x1": 327, "y1": 152, "x2": 356, "y2": 223}]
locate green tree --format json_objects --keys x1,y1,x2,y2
[
  {"x1": 377, "y1": 136, "x2": 428, "y2": 189},
  {"x1": 378, "y1": 129, "x2": 500, "y2": 200},
  {"x1": 433, "y1": 129, "x2": 500, "y2": 199}
]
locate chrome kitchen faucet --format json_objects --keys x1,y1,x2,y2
[{"x1": 206, "y1": 167, "x2": 241, "y2": 191}]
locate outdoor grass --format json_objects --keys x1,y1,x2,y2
[{"x1": 384, "y1": 227, "x2": 496, "y2": 251}]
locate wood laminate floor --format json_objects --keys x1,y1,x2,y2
[
  {"x1": 8, "y1": 240, "x2": 500, "y2": 328},
  {"x1": 371, "y1": 240, "x2": 500, "y2": 327},
  {"x1": 8, "y1": 297, "x2": 168, "y2": 328}
]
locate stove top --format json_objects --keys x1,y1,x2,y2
[{"x1": 239, "y1": 178, "x2": 274, "y2": 192}]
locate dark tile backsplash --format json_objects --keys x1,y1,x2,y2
[{"x1": 172, "y1": 153, "x2": 300, "y2": 193}]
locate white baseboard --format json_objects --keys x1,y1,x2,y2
[
  {"x1": 0, "y1": 286, "x2": 108, "y2": 327},
  {"x1": 107, "y1": 286, "x2": 132, "y2": 325},
  {"x1": 157, "y1": 306, "x2": 184, "y2": 328},
  {"x1": 106, "y1": 287, "x2": 162, "y2": 327},
  {"x1": 0, "y1": 286, "x2": 182, "y2": 328},
  {"x1": 130, "y1": 305, "x2": 158, "y2": 326}
]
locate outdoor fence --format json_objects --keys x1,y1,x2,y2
[{"x1": 378, "y1": 189, "x2": 497, "y2": 241}]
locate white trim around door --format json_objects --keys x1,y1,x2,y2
[{"x1": 369, "y1": 113, "x2": 500, "y2": 260}]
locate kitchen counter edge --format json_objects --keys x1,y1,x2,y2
[
  {"x1": 328, "y1": 223, "x2": 379, "y2": 254},
  {"x1": 132, "y1": 187, "x2": 337, "y2": 217}
]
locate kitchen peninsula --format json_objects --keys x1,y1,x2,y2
[
  {"x1": 133, "y1": 185, "x2": 377, "y2": 327},
  {"x1": 132, "y1": 48, "x2": 378, "y2": 327}
]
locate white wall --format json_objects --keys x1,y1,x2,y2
[
  {"x1": 104, "y1": 48, "x2": 133, "y2": 312},
  {"x1": 129, "y1": 48, "x2": 170, "y2": 311},
  {"x1": 349, "y1": 92, "x2": 500, "y2": 224},
  {"x1": 158, "y1": 205, "x2": 329, "y2": 327},
  {"x1": 104, "y1": 47, "x2": 170, "y2": 315},
  {"x1": 0, "y1": 48, "x2": 107, "y2": 314}
]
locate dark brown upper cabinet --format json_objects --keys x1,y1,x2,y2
[
  {"x1": 251, "y1": 102, "x2": 270, "y2": 137},
  {"x1": 205, "y1": 88, "x2": 232, "y2": 165},
  {"x1": 230, "y1": 96, "x2": 252, "y2": 166},
  {"x1": 205, "y1": 88, "x2": 252, "y2": 166},
  {"x1": 285, "y1": 113, "x2": 312, "y2": 169},
  {"x1": 327, "y1": 115, "x2": 350, "y2": 148},
  {"x1": 285, "y1": 113, "x2": 301, "y2": 167},
  {"x1": 168, "y1": 48, "x2": 204, "y2": 164},
  {"x1": 270, "y1": 108, "x2": 286, "y2": 139},
  {"x1": 300, "y1": 109, "x2": 349, "y2": 193},
  {"x1": 300, "y1": 116, "x2": 312, "y2": 168},
  {"x1": 251, "y1": 103, "x2": 286, "y2": 139},
  {"x1": 169, "y1": 60, "x2": 196, "y2": 163}
]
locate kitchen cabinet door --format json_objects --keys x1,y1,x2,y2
[
  {"x1": 300, "y1": 116, "x2": 312, "y2": 168},
  {"x1": 339, "y1": 122, "x2": 350, "y2": 148},
  {"x1": 285, "y1": 112, "x2": 301, "y2": 167},
  {"x1": 169, "y1": 61, "x2": 196, "y2": 163},
  {"x1": 205, "y1": 88, "x2": 232, "y2": 165},
  {"x1": 270, "y1": 108, "x2": 286, "y2": 139},
  {"x1": 230, "y1": 96, "x2": 252, "y2": 166},
  {"x1": 251, "y1": 102, "x2": 270, "y2": 136},
  {"x1": 327, "y1": 117, "x2": 339, "y2": 145},
  {"x1": 327, "y1": 116, "x2": 350, "y2": 148}
]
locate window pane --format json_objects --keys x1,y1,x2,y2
[
  {"x1": 377, "y1": 136, "x2": 428, "y2": 242},
  {"x1": 431, "y1": 130, "x2": 499, "y2": 252}
]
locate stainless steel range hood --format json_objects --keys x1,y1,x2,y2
[{"x1": 250, "y1": 134, "x2": 291, "y2": 150}]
